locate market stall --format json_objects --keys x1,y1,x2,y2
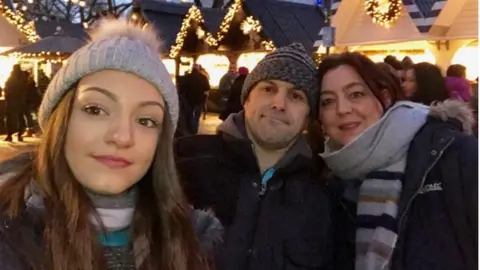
[{"x1": 331, "y1": 0, "x2": 478, "y2": 72}]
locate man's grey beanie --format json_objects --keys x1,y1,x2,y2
[
  {"x1": 241, "y1": 43, "x2": 319, "y2": 115},
  {"x1": 38, "y1": 19, "x2": 179, "y2": 132}
]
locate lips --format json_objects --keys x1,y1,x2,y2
[
  {"x1": 263, "y1": 115, "x2": 288, "y2": 125},
  {"x1": 93, "y1": 155, "x2": 132, "y2": 169},
  {"x1": 338, "y1": 122, "x2": 360, "y2": 131}
]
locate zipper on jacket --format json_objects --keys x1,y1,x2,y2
[
  {"x1": 397, "y1": 137, "x2": 454, "y2": 233},
  {"x1": 251, "y1": 144, "x2": 276, "y2": 197}
]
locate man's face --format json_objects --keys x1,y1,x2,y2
[{"x1": 243, "y1": 80, "x2": 310, "y2": 150}]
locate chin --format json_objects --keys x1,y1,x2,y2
[{"x1": 87, "y1": 182, "x2": 134, "y2": 195}]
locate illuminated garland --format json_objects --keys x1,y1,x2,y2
[
  {"x1": 365, "y1": 0, "x2": 402, "y2": 28},
  {"x1": 169, "y1": 0, "x2": 276, "y2": 57},
  {"x1": 261, "y1": 40, "x2": 275, "y2": 51},
  {"x1": 0, "y1": 4, "x2": 40, "y2": 42},
  {"x1": 9, "y1": 51, "x2": 66, "y2": 64},
  {"x1": 215, "y1": 0, "x2": 242, "y2": 42},
  {"x1": 169, "y1": 5, "x2": 218, "y2": 58}
]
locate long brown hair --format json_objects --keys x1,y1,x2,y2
[{"x1": 0, "y1": 89, "x2": 205, "y2": 270}]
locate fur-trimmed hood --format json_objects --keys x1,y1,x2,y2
[{"x1": 429, "y1": 99, "x2": 475, "y2": 135}]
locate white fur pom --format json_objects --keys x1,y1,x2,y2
[{"x1": 88, "y1": 18, "x2": 162, "y2": 54}]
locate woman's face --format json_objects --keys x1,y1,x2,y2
[
  {"x1": 65, "y1": 70, "x2": 165, "y2": 195},
  {"x1": 402, "y1": 68, "x2": 417, "y2": 98},
  {"x1": 318, "y1": 65, "x2": 385, "y2": 147}
]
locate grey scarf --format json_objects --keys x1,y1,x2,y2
[{"x1": 320, "y1": 101, "x2": 429, "y2": 270}]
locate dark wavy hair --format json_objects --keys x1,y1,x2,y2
[
  {"x1": 408, "y1": 62, "x2": 451, "y2": 105},
  {"x1": 446, "y1": 64, "x2": 467, "y2": 78},
  {"x1": 309, "y1": 52, "x2": 405, "y2": 157},
  {"x1": 0, "y1": 89, "x2": 206, "y2": 270}
]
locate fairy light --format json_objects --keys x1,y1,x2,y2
[
  {"x1": 79, "y1": 1, "x2": 86, "y2": 8},
  {"x1": 365, "y1": 0, "x2": 402, "y2": 28},
  {"x1": 261, "y1": 40, "x2": 275, "y2": 51},
  {"x1": 169, "y1": 0, "x2": 275, "y2": 57},
  {"x1": 0, "y1": 4, "x2": 40, "y2": 42},
  {"x1": 8, "y1": 51, "x2": 65, "y2": 64},
  {"x1": 169, "y1": 5, "x2": 218, "y2": 58},
  {"x1": 240, "y1": 16, "x2": 261, "y2": 35},
  {"x1": 215, "y1": 0, "x2": 242, "y2": 42}
]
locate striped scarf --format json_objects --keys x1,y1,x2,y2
[{"x1": 320, "y1": 101, "x2": 430, "y2": 270}]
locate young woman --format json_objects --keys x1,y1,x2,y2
[
  {"x1": 402, "y1": 62, "x2": 451, "y2": 105},
  {"x1": 0, "y1": 19, "x2": 221, "y2": 270},
  {"x1": 316, "y1": 52, "x2": 477, "y2": 270}
]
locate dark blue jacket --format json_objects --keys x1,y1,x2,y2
[
  {"x1": 329, "y1": 101, "x2": 478, "y2": 270},
  {"x1": 175, "y1": 115, "x2": 331, "y2": 270}
]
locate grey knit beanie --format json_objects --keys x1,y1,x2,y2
[
  {"x1": 241, "y1": 43, "x2": 319, "y2": 115},
  {"x1": 38, "y1": 19, "x2": 179, "y2": 132}
]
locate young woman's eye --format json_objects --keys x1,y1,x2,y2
[
  {"x1": 137, "y1": 118, "x2": 158, "y2": 128},
  {"x1": 82, "y1": 105, "x2": 107, "y2": 116}
]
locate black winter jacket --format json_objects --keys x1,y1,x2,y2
[
  {"x1": 175, "y1": 113, "x2": 332, "y2": 270},
  {"x1": 328, "y1": 100, "x2": 478, "y2": 270}
]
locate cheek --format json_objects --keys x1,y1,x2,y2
[
  {"x1": 364, "y1": 99, "x2": 384, "y2": 123},
  {"x1": 319, "y1": 109, "x2": 336, "y2": 130},
  {"x1": 134, "y1": 131, "x2": 158, "y2": 167}
]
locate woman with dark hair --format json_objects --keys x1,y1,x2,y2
[
  {"x1": 402, "y1": 62, "x2": 451, "y2": 105},
  {"x1": 446, "y1": 64, "x2": 471, "y2": 101},
  {"x1": 316, "y1": 52, "x2": 477, "y2": 270},
  {"x1": 0, "y1": 19, "x2": 221, "y2": 270}
]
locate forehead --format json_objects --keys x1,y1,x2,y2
[
  {"x1": 321, "y1": 65, "x2": 365, "y2": 92},
  {"x1": 77, "y1": 70, "x2": 164, "y2": 103}
]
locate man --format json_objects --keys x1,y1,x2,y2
[
  {"x1": 182, "y1": 64, "x2": 210, "y2": 133},
  {"x1": 175, "y1": 43, "x2": 331, "y2": 269},
  {"x1": 219, "y1": 63, "x2": 238, "y2": 107}
]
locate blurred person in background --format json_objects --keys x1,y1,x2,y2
[
  {"x1": 219, "y1": 66, "x2": 249, "y2": 121},
  {"x1": 219, "y1": 63, "x2": 238, "y2": 108},
  {"x1": 403, "y1": 62, "x2": 451, "y2": 105},
  {"x1": 401, "y1": 56, "x2": 414, "y2": 70},
  {"x1": 446, "y1": 64, "x2": 472, "y2": 102},
  {"x1": 182, "y1": 64, "x2": 210, "y2": 133},
  {"x1": 384, "y1": 55, "x2": 405, "y2": 80},
  {"x1": 4, "y1": 64, "x2": 27, "y2": 142}
]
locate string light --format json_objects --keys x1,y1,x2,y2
[
  {"x1": 169, "y1": 0, "x2": 275, "y2": 57},
  {"x1": 0, "y1": 4, "x2": 40, "y2": 42},
  {"x1": 79, "y1": 1, "x2": 86, "y2": 8},
  {"x1": 169, "y1": 5, "x2": 218, "y2": 58},
  {"x1": 240, "y1": 16, "x2": 261, "y2": 35},
  {"x1": 365, "y1": 0, "x2": 402, "y2": 28},
  {"x1": 261, "y1": 41, "x2": 275, "y2": 51},
  {"x1": 8, "y1": 51, "x2": 65, "y2": 64},
  {"x1": 215, "y1": 0, "x2": 242, "y2": 42}
]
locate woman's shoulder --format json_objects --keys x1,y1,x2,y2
[{"x1": 0, "y1": 150, "x2": 34, "y2": 184}]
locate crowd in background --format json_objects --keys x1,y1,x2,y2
[{"x1": 0, "y1": 64, "x2": 50, "y2": 142}]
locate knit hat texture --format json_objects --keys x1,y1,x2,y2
[
  {"x1": 38, "y1": 19, "x2": 179, "y2": 132},
  {"x1": 240, "y1": 43, "x2": 319, "y2": 114}
]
